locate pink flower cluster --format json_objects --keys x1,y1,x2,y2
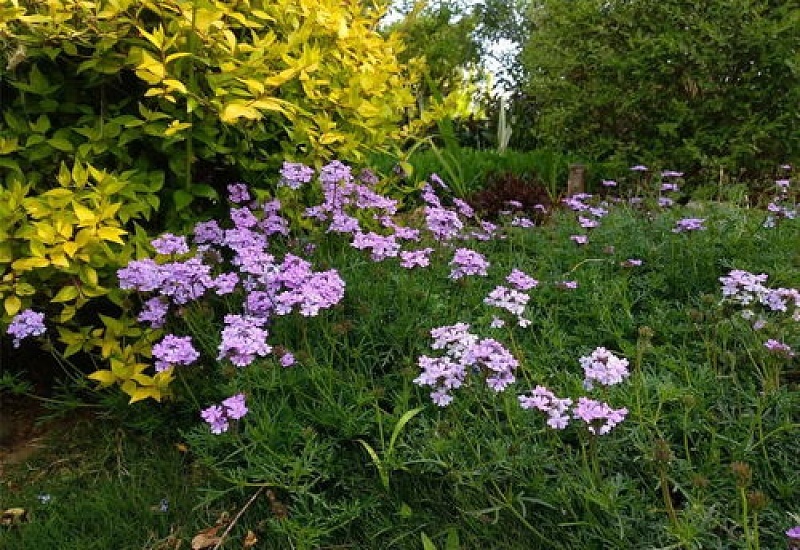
[
  {"x1": 201, "y1": 393, "x2": 248, "y2": 434},
  {"x1": 580, "y1": 347, "x2": 630, "y2": 390},
  {"x1": 415, "y1": 323, "x2": 519, "y2": 406},
  {"x1": 519, "y1": 347, "x2": 630, "y2": 435}
]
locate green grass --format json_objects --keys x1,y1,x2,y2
[{"x1": 2, "y1": 180, "x2": 799, "y2": 549}]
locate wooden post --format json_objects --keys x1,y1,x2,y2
[{"x1": 567, "y1": 164, "x2": 586, "y2": 196}]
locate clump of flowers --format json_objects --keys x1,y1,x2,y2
[
  {"x1": 764, "y1": 339, "x2": 794, "y2": 357},
  {"x1": 580, "y1": 347, "x2": 630, "y2": 389},
  {"x1": 518, "y1": 347, "x2": 630, "y2": 435},
  {"x1": 673, "y1": 217, "x2": 706, "y2": 233},
  {"x1": 449, "y1": 248, "x2": 490, "y2": 280},
  {"x1": 719, "y1": 269, "x2": 799, "y2": 361},
  {"x1": 6, "y1": 309, "x2": 46, "y2": 348},
  {"x1": 415, "y1": 323, "x2": 519, "y2": 406},
  {"x1": 201, "y1": 393, "x2": 248, "y2": 434},
  {"x1": 763, "y1": 175, "x2": 797, "y2": 228}
]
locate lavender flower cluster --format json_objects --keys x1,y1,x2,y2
[
  {"x1": 414, "y1": 323, "x2": 519, "y2": 406},
  {"x1": 764, "y1": 174, "x2": 797, "y2": 228},
  {"x1": 519, "y1": 347, "x2": 630, "y2": 435},
  {"x1": 719, "y1": 269, "x2": 799, "y2": 356},
  {"x1": 6, "y1": 309, "x2": 46, "y2": 348},
  {"x1": 120, "y1": 173, "x2": 354, "y2": 434},
  {"x1": 562, "y1": 193, "x2": 609, "y2": 246}
]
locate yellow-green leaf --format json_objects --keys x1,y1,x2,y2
[
  {"x1": 88, "y1": 370, "x2": 117, "y2": 387},
  {"x1": 96, "y1": 226, "x2": 127, "y2": 244},
  {"x1": 4, "y1": 295, "x2": 22, "y2": 317},
  {"x1": 11, "y1": 257, "x2": 50, "y2": 271},
  {"x1": 220, "y1": 102, "x2": 262, "y2": 123},
  {"x1": 72, "y1": 203, "x2": 96, "y2": 226},
  {"x1": 51, "y1": 285, "x2": 79, "y2": 303}
]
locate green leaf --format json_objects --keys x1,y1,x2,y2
[
  {"x1": 173, "y1": 190, "x2": 194, "y2": 211},
  {"x1": 190, "y1": 184, "x2": 218, "y2": 200},
  {"x1": 48, "y1": 137, "x2": 74, "y2": 152},
  {"x1": 421, "y1": 533, "x2": 438, "y2": 550},
  {"x1": 51, "y1": 285, "x2": 80, "y2": 303}
]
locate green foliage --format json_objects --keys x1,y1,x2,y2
[
  {"x1": 370, "y1": 145, "x2": 591, "y2": 197},
  {"x1": 387, "y1": 0, "x2": 485, "y2": 99},
  {"x1": 178, "y1": 183, "x2": 799, "y2": 547},
  {"x1": 0, "y1": 0, "x2": 424, "y2": 217},
  {"x1": 516, "y1": 0, "x2": 800, "y2": 175},
  {"x1": 3, "y1": 191, "x2": 799, "y2": 548},
  {"x1": 0, "y1": 0, "x2": 435, "y2": 400}
]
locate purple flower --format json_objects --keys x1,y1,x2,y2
[
  {"x1": 661, "y1": 170, "x2": 684, "y2": 178},
  {"x1": 157, "y1": 257, "x2": 214, "y2": 305},
  {"x1": 230, "y1": 207, "x2": 258, "y2": 229},
  {"x1": 557, "y1": 280, "x2": 578, "y2": 290},
  {"x1": 601, "y1": 180, "x2": 617, "y2": 187},
  {"x1": 218, "y1": 314, "x2": 272, "y2": 367},
  {"x1": 658, "y1": 197, "x2": 675, "y2": 208},
  {"x1": 221, "y1": 393, "x2": 248, "y2": 420},
  {"x1": 279, "y1": 352, "x2": 296, "y2": 368},
  {"x1": 193, "y1": 220, "x2": 224, "y2": 245},
  {"x1": 415, "y1": 324, "x2": 519, "y2": 403},
  {"x1": 573, "y1": 397, "x2": 628, "y2": 435},
  {"x1": 490, "y1": 316, "x2": 505, "y2": 329},
  {"x1": 152, "y1": 334, "x2": 200, "y2": 372},
  {"x1": 7, "y1": 309, "x2": 46, "y2": 347},
  {"x1": 152, "y1": 233, "x2": 190, "y2": 255},
  {"x1": 425, "y1": 206, "x2": 464, "y2": 241},
  {"x1": 399, "y1": 248, "x2": 434, "y2": 269},
  {"x1": 578, "y1": 216, "x2": 599, "y2": 229},
  {"x1": 484, "y1": 285, "x2": 530, "y2": 318},
  {"x1": 449, "y1": 248, "x2": 490, "y2": 280},
  {"x1": 227, "y1": 183, "x2": 251, "y2": 204},
  {"x1": 621, "y1": 259, "x2": 643, "y2": 267},
  {"x1": 764, "y1": 339, "x2": 794, "y2": 357},
  {"x1": 580, "y1": 347, "x2": 630, "y2": 390},
  {"x1": 673, "y1": 218, "x2": 706, "y2": 233},
  {"x1": 511, "y1": 217, "x2": 535, "y2": 228},
  {"x1": 328, "y1": 213, "x2": 361, "y2": 234},
  {"x1": 138, "y1": 297, "x2": 169, "y2": 328},
  {"x1": 787, "y1": 526, "x2": 800, "y2": 540},
  {"x1": 570, "y1": 234, "x2": 588, "y2": 245},
  {"x1": 213, "y1": 272, "x2": 239, "y2": 295},
  {"x1": 201, "y1": 405, "x2": 229, "y2": 434},
  {"x1": 660, "y1": 182, "x2": 679, "y2": 192},
  {"x1": 279, "y1": 162, "x2": 315, "y2": 189},
  {"x1": 630, "y1": 165, "x2": 648, "y2": 172},
  {"x1": 518, "y1": 386, "x2": 573, "y2": 430},
  {"x1": 320, "y1": 160, "x2": 353, "y2": 186},
  {"x1": 775, "y1": 179, "x2": 790, "y2": 189},
  {"x1": 351, "y1": 232, "x2": 400, "y2": 261},
  {"x1": 506, "y1": 269, "x2": 539, "y2": 291},
  {"x1": 118, "y1": 259, "x2": 165, "y2": 292}
]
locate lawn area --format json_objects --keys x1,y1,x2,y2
[{"x1": 1, "y1": 167, "x2": 799, "y2": 549}]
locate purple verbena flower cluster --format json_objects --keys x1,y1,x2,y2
[
  {"x1": 7, "y1": 309, "x2": 46, "y2": 348},
  {"x1": 519, "y1": 348, "x2": 630, "y2": 435},
  {"x1": 201, "y1": 393, "x2": 248, "y2": 434},
  {"x1": 449, "y1": 248, "x2": 490, "y2": 280},
  {"x1": 484, "y1": 285, "x2": 531, "y2": 327},
  {"x1": 672, "y1": 218, "x2": 706, "y2": 233},
  {"x1": 415, "y1": 323, "x2": 519, "y2": 406},
  {"x1": 151, "y1": 334, "x2": 200, "y2": 372},
  {"x1": 719, "y1": 269, "x2": 799, "y2": 354},
  {"x1": 580, "y1": 347, "x2": 630, "y2": 390}
]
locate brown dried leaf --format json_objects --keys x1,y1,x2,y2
[
  {"x1": 242, "y1": 530, "x2": 258, "y2": 548},
  {"x1": 191, "y1": 525, "x2": 221, "y2": 550}
]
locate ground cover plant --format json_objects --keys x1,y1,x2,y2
[{"x1": 2, "y1": 162, "x2": 798, "y2": 549}]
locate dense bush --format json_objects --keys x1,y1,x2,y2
[
  {"x1": 514, "y1": 0, "x2": 800, "y2": 176},
  {"x1": 0, "y1": 0, "x2": 435, "y2": 398}
]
